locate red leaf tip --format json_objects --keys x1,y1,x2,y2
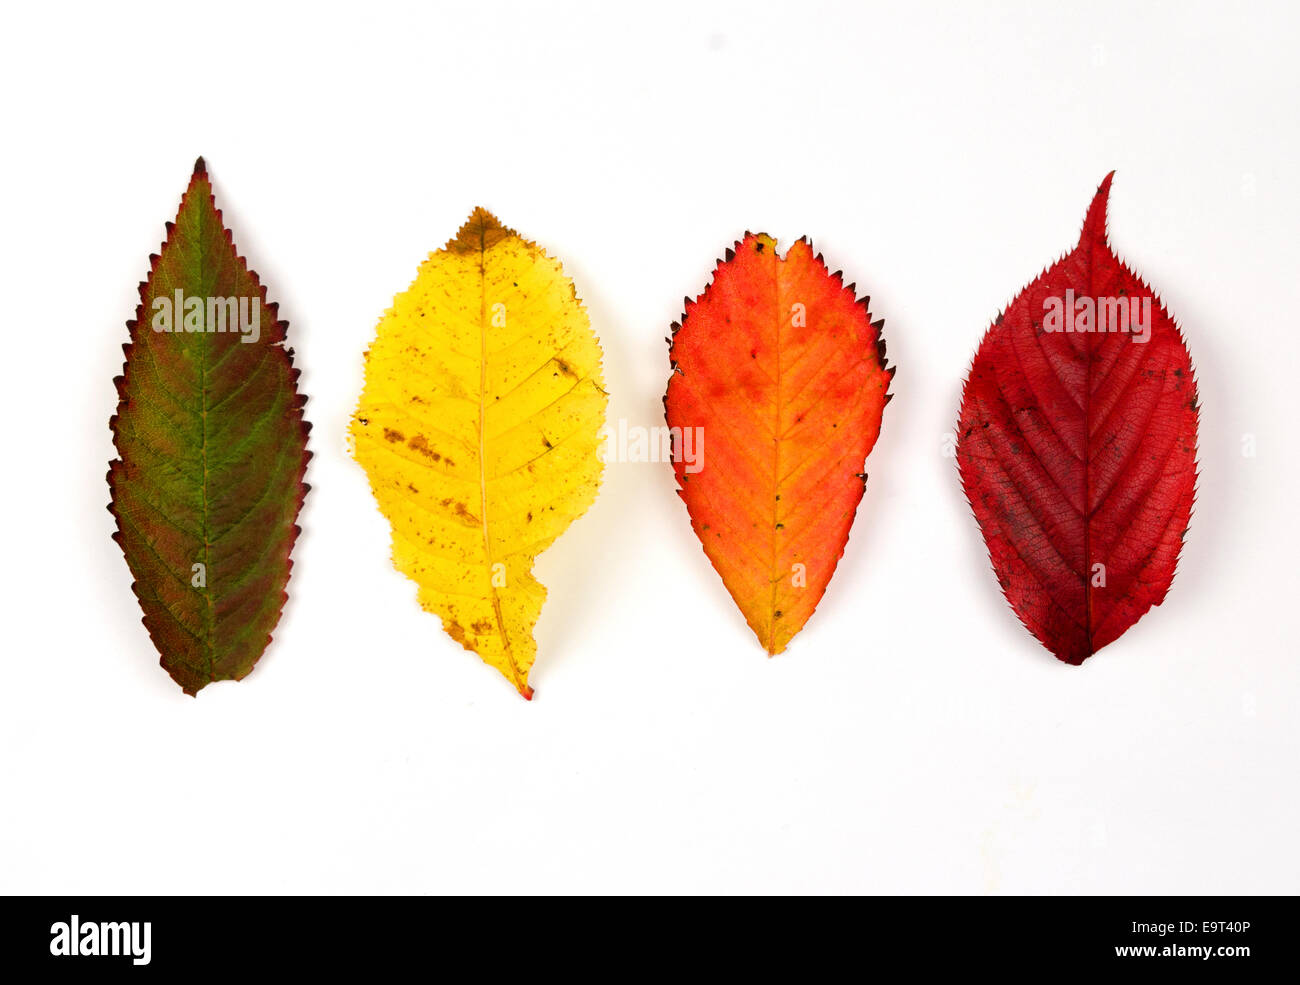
[
  {"x1": 1080, "y1": 171, "x2": 1116, "y2": 250},
  {"x1": 193, "y1": 156, "x2": 207, "y2": 176}
]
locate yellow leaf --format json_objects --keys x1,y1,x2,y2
[{"x1": 351, "y1": 208, "x2": 607, "y2": 698}]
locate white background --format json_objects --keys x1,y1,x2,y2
[{"x1": 2, "y1": 0, "x2": 1297, "y2": 895}]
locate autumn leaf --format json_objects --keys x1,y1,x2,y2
[
  {"x1": 108, "y1": 159, "x2": 311, "y2": 695},
  {"x1": 664, "y1": 233, "x2": 893, "y2": 654},
  {"x1": 351, "y1": 209, "x2": 606, "y2": 699},
  {"x1": 956, "y1": 173, "x2": 1199, "y2": 664}
]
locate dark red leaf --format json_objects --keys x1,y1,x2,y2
[{"x1": 957, "y1": 174, "x2": 1198, "y2": 664}]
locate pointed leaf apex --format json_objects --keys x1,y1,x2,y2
[
  {"x1": 1080, "y1": 171, "x2": 1116, "y2": 249},
  {"x1": 193, "y1": 156, "x2": 207, "y2": 176},
  {"x1": 448, "y1": 206, "x2": 516, "y2": 255}
]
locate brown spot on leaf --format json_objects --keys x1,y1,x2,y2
[
  {"x1": 408, "y1": 434, "x2": 442, "y2": 462},
  {"x1": 446, "y1": 621, "x2": 468, "y2": 646}
]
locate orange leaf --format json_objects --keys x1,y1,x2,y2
[{"x1": 665, "y1": 234, "x2": 893, "y2": 654}]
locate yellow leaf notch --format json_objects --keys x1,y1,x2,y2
[{"x1": 351, "y1": 208, "x2": 607, "y2": 698}]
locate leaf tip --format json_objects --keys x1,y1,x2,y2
[
  {"x1": 448, "y1": 206, "x2": 515, "y2": 255},
  {"x1": 1080, "y1": 171, "x2": 1116, "y2": 248},
  {"x1": 193, "y1": 156, "x2": 207, "y2": 176}
]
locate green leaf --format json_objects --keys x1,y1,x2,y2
[{"x1": 108, "y1": 159, "x2": 311, "y2": 695}]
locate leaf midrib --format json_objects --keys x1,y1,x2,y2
[
  {"x1": 474, "y1": 228, "x2": 523, "y2": 690},
  {"x1": 767, "y1": 250, "x2": 782, "y2": 655},
  {"x1": 1082, "y1": 238, "x2": 1096, "y2": 657},
  {"x1": 193, "y1": 205, "x2": 216, "y2": 683}
]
